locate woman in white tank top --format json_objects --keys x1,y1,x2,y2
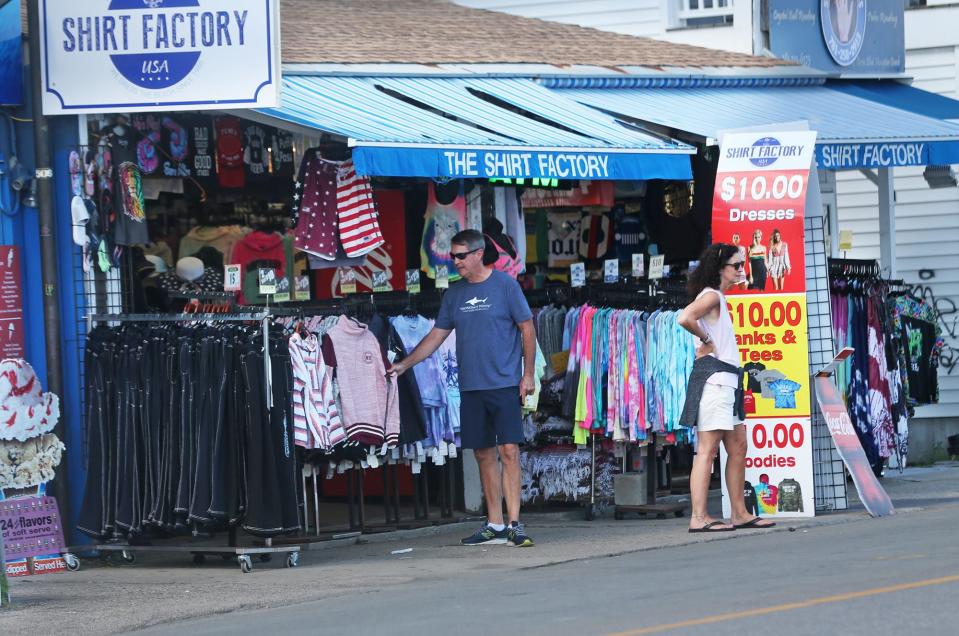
[{"x1": 678, "y1": 244, "x2": 776, "y2": 533}]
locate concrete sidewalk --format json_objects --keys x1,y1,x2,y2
[{"x1": 2, "y1": 462, "x2": 957, "y2": 635}]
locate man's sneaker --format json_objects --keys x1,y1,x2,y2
[
  {"x1": 507, "y1": 521, "x2": 534, "y2": 547},
  {"x1": 461, "y1": 523, "x2": 508, "y2": 546}
]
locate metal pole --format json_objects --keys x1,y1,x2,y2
[{"x1": 27, "y1": 0, "x2": 70, "y2": 530}]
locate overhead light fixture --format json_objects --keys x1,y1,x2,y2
[{"x1": 923, "y1": 165, "x2": 958, "y2": 189}]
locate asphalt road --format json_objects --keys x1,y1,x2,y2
[{"x1": 136, "y1": 504, "x2": 959, "y2": 636}]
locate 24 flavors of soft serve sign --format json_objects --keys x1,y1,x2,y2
[
  {"x1": 39, "y1": 1, "x2": 280, "y2": 114},
  {"x1": 713, "y1": 130, "x2": 818, "y2": 518}
]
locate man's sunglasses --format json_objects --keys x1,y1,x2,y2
[
  {"x1": 451, "y1": 248, "x2": 481, "y2": 261},
  {"x1": 725, "y1": 261, "x2": 745, "y2": 270}
]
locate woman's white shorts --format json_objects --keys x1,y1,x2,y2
[{"x1": 697, "y1": 383, "x2": 744, "y2": 431}]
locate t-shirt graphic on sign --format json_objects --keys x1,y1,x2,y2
[
  {"x1": 754, "y1": 480, "x2": 777, "y2": 515},
  {"x1": 743, "y1": 362, "x2": 766, "y2": 394},
  {"x1": 161, "y1": 116, "x2": 191, "y2": 178},
  {"x1": 768, "y1": 378, "x2": 801, "y2": 409},
  {"x1": 435, "y1": 270, "x2": 533, "y2": 391},
  {"x1": 757, "y1": 369, "x2": 787, "y2": 399},
  {"x1": 743, "y1": 480, "x2": 759, "y2": 515},
  {"x1": 243, "y1": 124, "x2": 269, "y2": 182},
  {"x1": 215, "y1": 116, "x2": 245, "y2": 189},
  {"x1": 547, "y1": 211, "x2": 581, "y2": 267},
  {"x1": 613, "y1": 209, "x2": 649, "y2": 261},
  {"x1": 777, "y1": 478, "x2": 804, "y2": 513}
]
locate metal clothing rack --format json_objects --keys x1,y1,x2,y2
[{"x1": 83, "y1": 310, "x2": 304, "y2": 574}]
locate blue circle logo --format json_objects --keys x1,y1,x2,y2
[
  {"x1": 821, "y1": 0, "x2": 867, "y2": 67},
  {"x1": 749, "y1": 137, "x2": 782, "y2": 168},
  {"x1": 108, "y1": 0, "x2": 203, "y2": 90}
]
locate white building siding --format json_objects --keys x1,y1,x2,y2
[{"x1": 835, "y1": 10, "x2": 959, "y2": 417}]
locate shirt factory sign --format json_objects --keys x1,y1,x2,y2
[
  {"x1": 39, "y1": 0, "x2": 280, "y2": 114},
  {"x1": 767, "y1": 0, "x2": 904, "y2": 75},
  {"x1": 351, "y1": 147, "x2": 694, "y2": 181}
]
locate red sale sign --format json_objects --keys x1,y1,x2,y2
[
  {"x1": 717, "y1": 130, "x2": 818, "y2": 519},
  {"x1": 711, "y1": 133, "x2": 816, "y2": 296}
]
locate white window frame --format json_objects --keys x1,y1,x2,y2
[{"x1": 671, "y1": 0, "x2": 735, "y2": 28}]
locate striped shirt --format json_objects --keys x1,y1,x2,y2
[{"x1": 289, "y1": 331, "x2": 345, "y2": 450}]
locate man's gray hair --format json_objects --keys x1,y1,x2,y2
[{"x1": 451, "y1": 229, "x2": 486, "y2": 252}]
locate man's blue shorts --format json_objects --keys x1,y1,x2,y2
[{"x1": 459, "y1": 387, "x2": 524, "y2": 449}]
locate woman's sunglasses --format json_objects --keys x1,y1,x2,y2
[{"x1": 725, "y1": 261, "x2": 745, "y2": 270}]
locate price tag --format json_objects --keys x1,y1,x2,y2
[
  {"x1": 631, "y1": 254, "x2": 645, "y2": 279},
  {"x1": 273, "y1": 277, "x2": 291, "y2": 303},
  {"x1": 224, "y1": 264, "x2": 242, "y2": 292},
  {"x1": 648, "y1": 255, "x2": 665, "y2": 280},
  {"x1": 839, "y1": 229, "x2": 853, "y2": 251},
  {"x1": 339, "y1": 268, "x2": 357, "y2": 295},
  {"x1": 662, "y1": 264, "x2": 671, "y2": 278},
  {"x1": 406, "y1": 269, "x2": 421, "y2": 294},
  {"x1": 570, "y1": 262, "x2": 586, "y2": 288},
  {"x1": 435, "y1": 264, "x2": 450, "y2": 289},
  {"x1": 258, "y1": 268, "x2": 277, "y2": 295},
  {"x1": 294, "y1": 275, "x2": 311, "y2": 301},
  {"x1": 372, "y1": 270, "x2": 390, "y2": 293},
  {"x1": 688, "y1": 260, "x2": 700, "y2": 273},
  {"x1": 603, "y1": 259, "x2": 619, "y2": 283}
]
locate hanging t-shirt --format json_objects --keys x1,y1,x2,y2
[
  {"x1": 293, "y1": 151, "x2": 339, "y2": 260},
  {"x1": 160, "y1": 115, "x2": 191, "y2": 177},
  {"x1": 579, "y1": 212, "x2": 612, "y2": 260},
  {"x1": 271, "y1": 130, "x2": 296, "y2": 181},
  {"x1": 902, "y1": 316, "x2": 938, "y2": 405},
  {"x1": 421, "y1": 181, "x2": 467, "y2": 280},
  {"x1": 243, "y1": 123, "x2": 270, "y2": 182},
  {"x1": 336, "y1": 160, "x2": 385, "y2": 257},
  {"x1": 106, "y1": 123, "x2": 137, "y2": 167},
  {"x1": 214, "y1": 116, "x2": 245, "y2": 189},
  {"x1": 188, "y1": 116, "x2": 216, "y2": 183},
  {"x1": 768, "y1": 378, "x2": 801, "y2": 409},
  {"x1": 547, "y1": 211, "x2": 581, "y2": 267},
  {"x1": 613, "y1": 209, "x2": 649, "y2": 261},
  {"x1": 132, "y1": 114, "x2": 162, "y2": 176}
]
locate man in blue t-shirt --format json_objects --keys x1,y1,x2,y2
[{"x1": 390, "y1": 229, "x2": 537, "y2": 547}]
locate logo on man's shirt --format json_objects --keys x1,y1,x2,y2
[{"x1": 460, "y1": 296, "x2": 490, "y2": 313}]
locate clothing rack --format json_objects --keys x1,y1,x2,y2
[{"x1": 84, "y1": 309, "x2": 304, "y2": 573}]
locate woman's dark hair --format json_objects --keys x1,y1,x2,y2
[{"x1": 687, "y1": 243, "x2": 740, "y2": 297}]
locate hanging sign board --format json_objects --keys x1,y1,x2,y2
[
  {"x1": 648, "y1": 255, "x2": 665, "y2": 280},
  {"x1": 603, "y1": 259, "x2": 618, "y2": 284},
  {"x1": 38, "y1": 0, "x2": 281, "y2": 115},
  {"x1": 0, "y1": 246, "x2": 25, "y2": 359},
  {"x1": 569, "y1": 262, "x2": 586, "y2": 288},
  {"x1": 715, "y1": 129, "x2": 818, "y2": 519}
]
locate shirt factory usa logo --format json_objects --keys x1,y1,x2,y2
[
  {"x1": 821, "y1": 0, "x2": 867, "y2": 67},
  {"x1": 61, "y1": 1, "x2": 253, "y2": 90}
]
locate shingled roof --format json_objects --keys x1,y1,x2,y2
[{"x1": 280, "y1": 0, "x2": 790, "y2": 68}]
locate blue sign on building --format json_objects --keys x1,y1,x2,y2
[
  {"x1": 0, "y1": 0, "x2": 23, "y2": 105},
  {"x1": 768, "y1": 0, "x2": 904, "y2": 76}
]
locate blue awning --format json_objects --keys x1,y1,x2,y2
[
  {"x1": 827, "y1": 81, "x2": 959, "y2": 122},
  {"x1": 254, "y1": 75, "x2": 694, "y2": 180},
  {"x1": 551, "y1": 82, "x2": 959, "y2": 170}
]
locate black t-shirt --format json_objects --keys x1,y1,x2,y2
[
  {"x1": 743, "y1": 362, "x2": 766, "y2": 394},
  {"x1": 902, "y1": 317, "x2": 938, "y2": 405}
]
